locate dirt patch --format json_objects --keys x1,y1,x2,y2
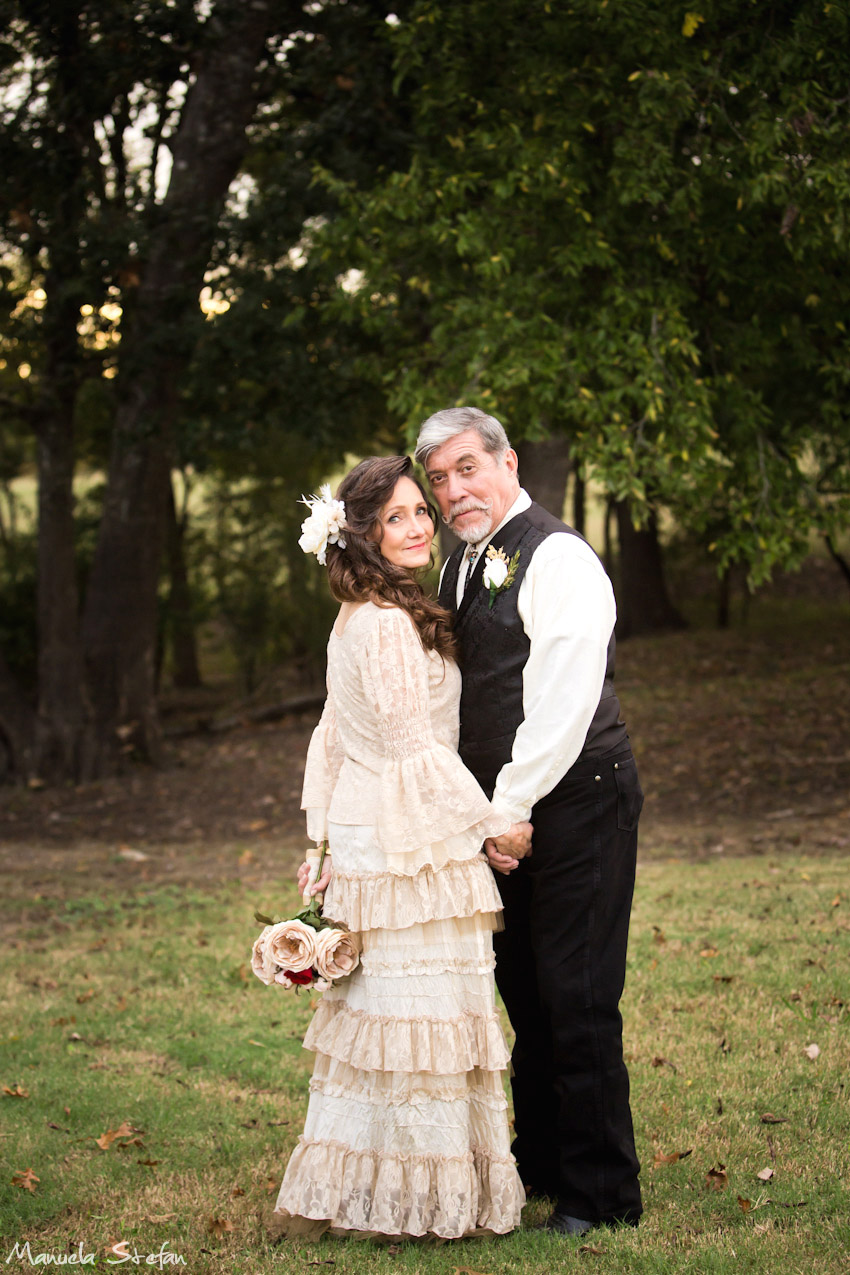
[{"x1": 2, "y1": 605, "x2": 848, "y2": 912}]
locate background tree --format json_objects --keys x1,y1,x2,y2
[
  {"x1": 0, "y1": 0, "x2": 410, "y2": 784},
  {"x1": 316, "y1": 0, "x2": 850, "y2": 631}
]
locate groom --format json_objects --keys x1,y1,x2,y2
[{"x1": 415, "y1": 407, "x2": 643, "y2": 1235}]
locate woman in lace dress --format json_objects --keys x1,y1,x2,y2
[{"x1": 272, "y1": 456, "x2": 527, "y2": 1240}]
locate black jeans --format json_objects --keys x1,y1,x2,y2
[{"x1": 492, "y1": 745, "x2": 643, "y2": 1224}]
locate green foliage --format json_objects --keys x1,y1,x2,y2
[
  {"x1": 317, "y1": 0, "x2": 850, "y2": 585},
  {"x1": 192, "y1": 471, "x2": 339, "y2": 691},
  {"x1": 0, "y1": 1, "x2": 416, "y2": 709}
]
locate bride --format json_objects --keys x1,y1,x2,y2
[{"x1": 272, "y1": 455, "x2": 529, "y2": 1240}]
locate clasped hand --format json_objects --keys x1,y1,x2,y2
[
  {"x1": 297, "y1": 856, "x2": 332, "y2": 898},
  {"x1": 484, "y1": 821, "x2": 533, "y2": 875}
]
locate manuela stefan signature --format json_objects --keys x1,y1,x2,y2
[{"x1": 5, "y1": 1241, "x2": 187, "y2": 1267}]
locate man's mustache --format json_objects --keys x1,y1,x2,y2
[{"x1": 446, "y1": 498, "x2": 492, "y2": 524}]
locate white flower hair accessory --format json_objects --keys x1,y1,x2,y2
[{"x1": 298, "y1": 484, "x2": 347, "y2": 565}]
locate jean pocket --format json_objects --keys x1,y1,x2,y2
[{"x1": 614, "y1": 759, "x2": 644, "y2": 832}]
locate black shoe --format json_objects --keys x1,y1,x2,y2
[{"x1": 535, "y1": 1209, "x2": 595, "y2": 1236}]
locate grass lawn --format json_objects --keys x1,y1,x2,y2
[{"x1": 1, "y1": 852, "x2": 848, "y2": 1273}]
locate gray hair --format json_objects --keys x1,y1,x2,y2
[{"x1": 414, "y1": 406, "x2": 511, "y2": 468}]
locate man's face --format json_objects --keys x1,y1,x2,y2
[{"x1": 424, "y1": 429, "x2": 520, "y2": 543}]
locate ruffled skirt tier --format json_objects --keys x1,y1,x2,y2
[{"x1": 272, "y1": 823, "x2": 524, "y2": 1240}]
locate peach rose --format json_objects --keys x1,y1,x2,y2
[
  {"x1": 267, "y1": 918, "x2": 318, "y2": 973},
  {"x1": 313, "y1": 926, "x2": 361, "y2": 981},
  {"x1": 251, "y1": 926, "x2": 278, "y2": 986}
]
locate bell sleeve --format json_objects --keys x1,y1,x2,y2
[
  {"x1": 363, "y1": 607, "x2": 508, "y2": 874},
  {"x1": 300, "y1": 693, "x2": 344, "y2": 845}
]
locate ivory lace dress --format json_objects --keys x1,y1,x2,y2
[{"x1": 272, "y1": 602, "x2": 525, "y2": 1239}]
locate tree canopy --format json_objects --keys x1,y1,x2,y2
[{"x1": 317, "y1": 0, "x2": 850, "y2": 581}]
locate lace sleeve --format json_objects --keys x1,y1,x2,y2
[
  {"x1": 363, "y1": 608, "x2": 508, "y2": 871},
  {"x1": 300, "y1": 693, "x2": 344, "y2": 844}
]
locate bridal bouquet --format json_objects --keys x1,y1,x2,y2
[{"x1": 251, "y1": 843, "x2": 360, "y2": 992}]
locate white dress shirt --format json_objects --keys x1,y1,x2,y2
[{"x1": 440, "y1": 489, "x2": 617, "y2": 825}]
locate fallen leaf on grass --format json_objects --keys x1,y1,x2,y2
[
  {"x1": 757, "y1": 1167, "x2": 775, "y2": 1181},
  {"x1": 705, "y1": 1165, "x2": 728, "y2": 1190},
  {"x1": 3, "y1": 1084, "x2": 29, "y2": 1098},
  {"x1": 11, "y1": 1168, "x2": 39, "y2": 1192},
  {"x1": 652, "y1": 925, "x2": 666, "y2": 945},
  {"x1": 804, "y1": 1043, "x2": 820, "y2": 1060},
  {"x1": 95, "y1": 1121, "x2": 144, "y2": 1151},
  {"x1": 737, "y1": 1196, "x2": 752, "y2": 1213},
  {"x1": 700, "y1": 947, "x2": 719, "y2": 958},
  {"x1": 137, "y1": 1158, "x2": 159, "y2": 1167},
  {"x1": 579, "y1": 1245, "x2": 606, "y2": 1255},
  {"x1": 766, "y1": 1199, "x2": 807, "y2": 1208},
  {"x1": 47, "y1": 1122, "x2": 69, "y2": 1132},
  {"x1": 654, "y1": 1149, "x2": 692, "y2": 1166},
  {"x1": 230, "y1": 1187, "x2": 246, "y2": 1198},
  {"x1": 760, "y1": 1112, "x2": 788, "y2": 1124},
  {"x1": 76, "y1": 989, "x2": 95, "y2": 1004},
  {"x1": 206, "y1": 1217, "x2": 234, "y2": 1238},
  {"x1": 264, "y1": 1176, "x2": 278, "y2": 1193},
  {"x1": 831, "y1": 895, "x2": 841, "y2": 908},
  {"x1": 651, "y1": 1056, "x2": 678, "y2": 1072},
  {"x1": 712, "y1": 975, "x2": 734, "y2": 984}
]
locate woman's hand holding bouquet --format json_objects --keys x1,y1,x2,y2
[{"x1": 251, "y1": 842, "x2": 359, "y2": 993}]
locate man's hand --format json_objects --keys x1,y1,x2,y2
[{"x1": 484, "y1": 821, "x2": 533, "y2": 876}]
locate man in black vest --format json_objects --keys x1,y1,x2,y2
[{"x1": 415, "y1": 406, "x2": 643, "y2": 1235}]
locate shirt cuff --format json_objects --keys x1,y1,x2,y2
[{"x1": 489, "y1": 790, "x2": 532, "y2": 826}]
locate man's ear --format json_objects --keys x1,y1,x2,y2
[{"x1": 503, "y1": 448, "x2": 519, "y2": 476}]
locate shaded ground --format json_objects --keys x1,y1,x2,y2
[{"x1": 1, "y1": 590, "x2": 848, "y2": 918}]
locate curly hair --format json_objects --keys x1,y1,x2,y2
[{"x1": 325, "y1": 456, "x2": 457, "y2": 662}]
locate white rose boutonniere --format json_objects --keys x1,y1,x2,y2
[{"x1": 482, "y1": 544, "x2": 521, "y2": 610}]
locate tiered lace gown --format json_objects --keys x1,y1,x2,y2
[{"x1": 272, "y1": 602, "x2": 525, "y2": 1239}]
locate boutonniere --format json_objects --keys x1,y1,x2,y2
[{"x1": 482, "y1": 545, "x2": 521, "y2": 610}]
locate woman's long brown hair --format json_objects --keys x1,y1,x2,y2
[{"x1": 325, "y1": 456, "x2": 457, "y2": 661}]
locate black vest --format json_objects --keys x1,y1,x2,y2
[{"x1": 438, "y1": 502, "x2": 626, "y2": 799}]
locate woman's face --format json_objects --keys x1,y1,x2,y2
[{"x1": 376, "y1": 476, "x2": 434, "y2": 569}]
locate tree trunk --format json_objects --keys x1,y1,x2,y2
[
  {"x1": 515, "y1": 436, "x2": 571, "y2": 519},
  {"x1": 604, "y1": 495, "x2": 615, "y2": 576},
  {"x1": 0, "y1": 649, "x2": 39, "y2": 783},
  {"x1": 614, "y1": 501, "x2": 686, "y2": 638},
  {"x1": 572, "y1": 463, "x2": 586, "y2": 537},
  {"x1": 717, "y1": 566, "x2": 732, "y2": 629},
  {"x1": 80, "y1": 0, "x2": 276, "y2": 770},
  {"x1": 824, "y1": 533, "x2": 850, "y2": 594},
  {"x1": 165, "y1": 473, "x2": 202, "y2": 689},
  {"x1": 28, "y1": 8, "x2": 95, "y2": 780}
]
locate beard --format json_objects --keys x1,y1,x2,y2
[{"x1": 444, "y1": 498, "x2": 494, "y2": 544}]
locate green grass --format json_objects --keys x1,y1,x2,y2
[{"x1": 1, "y1": 856, "x2": 848, "y2": 1273}]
